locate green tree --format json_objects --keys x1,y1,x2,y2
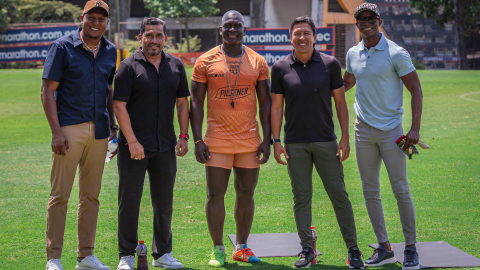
[
  {"x1": 410, "y1": 0, "x2": 480, "y2": 69},
  {"x1": 143, "y1": 0, "x2": 219, "y2": 52},
  {"x1": 0, "y1": 0, "x2": 17, "y2": 35},
  {"x1": 16, "y1": 0, "x2": 83, "y2": 23}
]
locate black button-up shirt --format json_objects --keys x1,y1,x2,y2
[
  {"x1": 114, "y1": 49, "x2": 190, "y2": 152},
  {"x1": 271, "y1": 50, "x2": 344, "y2": 143},
  {"x1": 42, "y1": 28, "x2": 117, "y2": 139}
]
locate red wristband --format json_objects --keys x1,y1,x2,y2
[
  {"x1": 179, "y1": 134, "x2": 189, "y2": 142},
  {"x1": 194, "y1": 139, "x2": 204, "y2": 145}
]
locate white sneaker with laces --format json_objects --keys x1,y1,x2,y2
[
  {"x1": 152, "y1": 253, "x2": 183, "y2": 269},
  {"x1": 76, "y1": 255, "x2": 111, "y2": 270},
  {"x1": 117, "y1": 255, "x2": 135, "y2": 270},
  {"x1": 46, "y1": 259, "x2": 64, "y2": 270}
]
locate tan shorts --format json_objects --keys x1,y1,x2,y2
[{"x1": 205, "y1": 152, "x2": 260, "y2": 170}]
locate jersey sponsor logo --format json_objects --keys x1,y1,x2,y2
[
  {"x1": 215, "y1": 85, "x2": 251, "y2": 100},
  {"x1": 208, "y1": 73, "x2": 224, "y2": 77}
]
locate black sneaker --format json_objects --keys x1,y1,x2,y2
[
  {"x1": 365, "y1": 244, "x2": 397, "y2": 266},
  {"x1": 293, "y1": 247, "x2": 314, "y2": 268},
  {"x1": 347, "y1": 246, "x2": 365, "y2": 269},
  {"x1": 402, "y1": 247, "x2": 420, "y2": 270}
]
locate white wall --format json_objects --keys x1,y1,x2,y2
[{"x1": 264, "y1": 0, "x2": 312, "y2": 28}]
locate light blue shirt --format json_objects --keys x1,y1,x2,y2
[{"x1": 346, "y1": 33, "x2": 415, "y2": 131}]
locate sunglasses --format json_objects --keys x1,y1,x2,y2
[{"x1": 357, "y1": 16, "x2": 379, "y2": 25}]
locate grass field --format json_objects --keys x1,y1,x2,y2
[{"x1": 0, "y1": 69, "x2": 479, "y2": 270}]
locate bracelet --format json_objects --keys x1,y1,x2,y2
[
  {"x1": 126, "y1": 140, "x2": 138, "y2": 145},
  {"x1": 194, "y1": 139, "x2": 204, "y2": 145}
]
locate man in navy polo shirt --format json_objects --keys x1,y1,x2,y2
[
  {"x1": 344, "y1": 3, "x2": 423, "y2": 269},
  {"x1": 271, "y1": 16, "x2": 363, "y2": 269},
  {"x1": 41, "y1": 1, "x2": 116, "y2": 269}
]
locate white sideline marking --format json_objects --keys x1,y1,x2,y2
[{"x1": 459, "y1": 92, "x2": 480, "y2": 103}]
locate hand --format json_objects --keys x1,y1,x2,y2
[
  {"x1": 336, "y1": 137, "x2": 350, "y2": 162},
  {"x1": 256, "y1": 140, "x2": 271, "y2": 164},
  {"x1": 404, "y1": 129, "x2": 420, "y2": 150},
  {"x1": 52, "y1": 132, "x2": 69, "y2": 156},
  {"x1": 194, "y1": 141, "x2": 210, "y2": 164},
  {"x1": 128, "y1": 141, "x2": 145, "y2": 160},
  {"x1": 108, "y1": 129, "x2": 118, "y2": 142},
  {"x1": 176, "y1": 138, "x2": 189, "y2": 157},
  {"x1": 273, "y1": 142, "x2": 288, "y2": 165}
]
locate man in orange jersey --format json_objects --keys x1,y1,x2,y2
[{"x1": 190, "y1": 10, "x2": 271, "y2": 267}]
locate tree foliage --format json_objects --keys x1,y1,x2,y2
[
  {"x1": 16, "y1": 0, "x2": 83, "y2": 23},
  {"x1": 0, "y1": 0, "x2": 17, "y2": 34},
  {"x1": 410, "y1": 0, "x2": 480, "y2": 36},
  {"x1": 143, "y1": 0, "x2": 219, "y2": 52},
  {"x1": 164, "y1": 35, "x2": 202, "y2": 53}
]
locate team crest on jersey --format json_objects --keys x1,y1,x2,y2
[
  {"x1": 215, "y1": 85, "x2": 251, "y2": 100},
  {"x1": 229, "y1": 64, "x2": 240, "y2": 74}
]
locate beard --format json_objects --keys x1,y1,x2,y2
[{"x1": 145, "y1": 44, "x2": 162, "y2": 56}]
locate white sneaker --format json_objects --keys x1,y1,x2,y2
[
  {"x1": 117, "y1": 255, "x2": 135, "y2": 270},
  {"x1": 46, "y1": 259, "x2": 65, "y2": 270},
  {"x1": 152, "y1": 253, "x2": 183, "y2": 269},
  {"x1": 76, "y1": 255, "x2": 111, "y2": 270}
]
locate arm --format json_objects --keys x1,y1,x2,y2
[
  {"x1": 401, "y1": 70, "x2": 423, "y2": 149},
  {"x1": 107, "y1": 84, "x2": 117, "y2": 141},
  {"x1": 332, "y1": 86, "x2": 350, "y2": 162},
  {"x1": 175, "y1": 97, "x2": 189, "y2": 157},
  {"x1": 256, "y1": 79, "x2": 272, "y2": 164},
  {"x1": 113, "y1": 100, "x2": 145, "y2": 160},
  {"x1": 343, "y1": 71, "x2": 357, "y2": 92},
  {"x1": 189, "y1": 80, "x2": 209, "y2": 163},
  {"x1": 41, "y1": 78, "x2": 69, "y2": 155},
  {"x1": 271, "y1": 93, "x2": 288, "y2": 165}
]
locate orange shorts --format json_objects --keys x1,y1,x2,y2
[{"x1": 205, "y1": 152, "x2": 260, "y2": 169}]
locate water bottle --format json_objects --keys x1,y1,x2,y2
[
  {"x1": 311, "y1": 226, "x2": 318, "y2": 265},
  {"x1": 136, "y1": 240, "x2": 148, "y2": 270},
  {"x1": 105, "y1": 138, "x2": 118, "y2": 162}
]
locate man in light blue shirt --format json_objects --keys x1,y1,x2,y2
[{"x1": 343, "y1": 3, "x2": 423, "y2": 270}]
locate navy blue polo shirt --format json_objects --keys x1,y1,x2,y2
[
  {"x1": 113, "y1": 49, "x2": 190, "y2": 152},
  {"x1": 42, "y1": 28, "x2": 117, "y2": 139},
  {"x1": 271, "y1": 50, "x2": 344, "y2": 143}
]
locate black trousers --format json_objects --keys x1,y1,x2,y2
[{"x1": 117, "y1": 144, "x2": 177, "y2": 258}]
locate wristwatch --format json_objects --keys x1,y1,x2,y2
[
  {"x1": 270, "y1": 138, "x2": 281, "y2": 145},
  {"x1": 179, "y1": 134, "x2": 190, "y2": 142},
  {"x1": 110, "y1": 124, "x2": 119, "y2": 130}
]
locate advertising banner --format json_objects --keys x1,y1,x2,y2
[
  {"x1": 243, "y1": 27, "x2": 334, "y2": 46},
  {"x1": 255, "y1": 49, "x2": 333, "y2": 67},
  {"x1": 0, "y1": 25, "x2": 78, "y2": 45},
  {"x1": 0, "y1": 45, "x2": 50, "y2": 63}
]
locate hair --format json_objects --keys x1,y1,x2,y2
[
  {"x1": 140, "y1": 17, "x2": 166, "y2": 35},
  {"x1": 289, "y1": 16, "x2": 316, "y2": 36}
]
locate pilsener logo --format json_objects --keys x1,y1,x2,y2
[{"x1": 215, "y1": 85, "x2": 251, "y2": 100}]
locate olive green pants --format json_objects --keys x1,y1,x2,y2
[{"x1": 286, "y1": 141, "x2": 358, "y2": 249}]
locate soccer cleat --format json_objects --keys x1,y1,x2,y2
[
  {"x1": 208, "y1": 246, "x2": 225, "y2": 267},
  {"x1": 365, "y1": 245, "x2": 396, "y2": 266},
  {"x1": 46, "y1": 259, "x2": 65, "y2": 270},
  {"x1": 293, "y1": 247, "x2": 315, "y2": 268},
  {"x1": 152, "y1": 252, "x2": 184, "y2": 269},
  {"x1": 117, "y1": 255, "x2": 135, "y2": 270},
  {"x1": 347, "y1": 246, "x2": 365, "y2": 269},
  {"x1": 402, "y1": 247, "x2": 420, "y2": 270},
  {"x1": 232, "y1": 245, "x2": 261, "y2": 263},
  {"x1": 76, "y1": 255, "x2": 111, "y2": 270}
]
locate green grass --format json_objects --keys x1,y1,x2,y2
[{"x1": 0, "y1": 69, "x2": 479, "y2": 269}]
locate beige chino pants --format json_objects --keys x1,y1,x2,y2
[{"x1": 46, "y1": 121, "x2": 108, "y2": 259}]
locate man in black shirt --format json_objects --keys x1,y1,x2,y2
[
  {"x1": 271, "y1": 16, "x2": 363, "y2": 269},
  {"x1": 113, "y1": 17, "x2": 189, "y2": 270}
]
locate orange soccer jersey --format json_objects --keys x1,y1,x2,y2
[{"x1": 192, "y1": 45, "x2": 270, "y2": 152}]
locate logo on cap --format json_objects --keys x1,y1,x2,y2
[{"x1": 95, "y1": 1, "x2": 102, "y2": 7}]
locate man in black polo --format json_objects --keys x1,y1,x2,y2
[
  {"x1": 41, "y1": 1, "x2": 116, "y2": 269},
  {"x1": 113, "y1": 17, "x2": 189, "y2": 270},
  {"x1": 271, "y1": 16, "x2": 364, "y2": 269}
]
